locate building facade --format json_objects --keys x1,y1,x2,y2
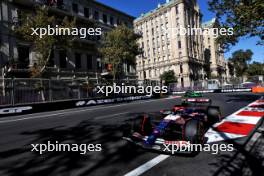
[
  {"x1": 202, "y1": 18, "x2": 226, "y2": 81},
  {"x1": 134, "y1": 0, "x2": 204, "y2": 88},
  {"x1": 0, "y1": 0, "x2": 135, "y2": 79}
]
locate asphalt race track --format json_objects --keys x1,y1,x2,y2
[{"x1": 0, "y1": 92, "x2": 263, "y2": 176}]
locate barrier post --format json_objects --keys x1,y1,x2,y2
[
  {"x1": 11, "y1": 79, "x2": 15, "y2": 106},
  {"x1": 1, "y1": 68, "x2": 5, "y2": 96},
  {"x1": 49, "y1": 79, "x2": 52, "y2": 102}
]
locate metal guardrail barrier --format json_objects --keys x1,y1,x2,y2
[{"x1": 168, "y1": 76, "x2": 264, "y2": 93}]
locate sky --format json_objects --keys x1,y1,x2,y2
[{"x1": 97, "y1": 0, "x2": 263, "y2": 63}]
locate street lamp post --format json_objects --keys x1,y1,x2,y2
[{"x1": 1, "y1": 67, "x2": 5, "y2": 96}]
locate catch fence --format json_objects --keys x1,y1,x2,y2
[
  {"x1": 168, "y1": 76, "x2": 264, "y2": 93},
  {"x1": 0, "y1": 78, "x2": 152, "y2": 106}
]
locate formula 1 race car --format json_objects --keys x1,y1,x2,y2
[
  {"x1": 183, "y1": 90, "x2": 203, "y2": 98},
  {"x1": 122, "y1": 98, "x2": 222, "y2": 155}
]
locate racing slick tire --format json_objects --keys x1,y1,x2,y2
[
  {"x1": 184, "y1": 119, "x2": 204, "y2": 144},
  {"x1": 207, "y1": 106, "x2": 221, "y2": 125}
]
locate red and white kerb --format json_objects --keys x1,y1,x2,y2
[{"x1": 205, "y1": 99, "x2": 264, "y2": 143}]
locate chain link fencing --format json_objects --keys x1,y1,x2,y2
[
  {"x1": 1, "y1": 76, "x2": 262, "y2": 106},
  {"x1": 0, "y1": 78, "x2": 158, "y2": 107}
]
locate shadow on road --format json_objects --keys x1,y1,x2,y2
[
  {"x1": 0, "y1": 121, "x2": 145, "y2": 176},
  {"x1": 209, "y1": 141, "x2": 264, "y2": 176},
  {"x1": 209, "y1": 122, "x2": 264, "y2": 176}
]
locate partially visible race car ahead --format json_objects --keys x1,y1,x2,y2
[
  {"x1": 122, "y1": 98, "x2": 222, "y2": 155},
  {"x1": 183, "y1": 90, "x2": 203, "y2": 98}
]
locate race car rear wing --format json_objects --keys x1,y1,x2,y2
[
  {"x1": 181, "y1": 98, "x2": 212, "y2": 106},
  {"x1": 186, "y1": 98, "x2": 211, "y2": 103}
]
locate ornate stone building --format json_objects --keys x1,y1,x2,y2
[
  {"x1": 134, "y1": 0, "x2": 204, "y2": 87},
  {"x1": 202, "y1": 18, "x2": 226, "y2": 80}
]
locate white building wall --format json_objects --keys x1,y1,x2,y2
[{"x1": 135, "y1": 0, "x2": 204, "y2": 87}]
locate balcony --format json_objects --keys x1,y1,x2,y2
[
  {"x1": 134, "y1": 30, "x2": 143, "y2": 36},
  {"x1": 12, "y1": 0, "x2": 69, "y2": 11},
  {"x1": 11, "y1": 17, "x2": 22, "y2": 30},
  {"x1": 11, "y1": 0, "x2": 36, "y2": 6},
  {"x1": 11, "y1": 0, "x2": 55, "y2": 7}
]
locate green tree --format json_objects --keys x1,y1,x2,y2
[
  {"x1": 247, "y1": 61, "x2": 264, "y2": 76},
  {"x1": 99, "y1": 25, "x2": 142, "y2": 81},
  {"x1": 228, "y1": 49, "x2": 253, "y2": 77},
  {"x1": 160, "y1": 70, "x2": 177, "y2": 86},
  {"x1": 208, "y1": 0, "x2": 264, "y2": 50},
  {"x1": 16, "y1": 6, "x2": 76, "y2": 77},
  {"x1": 227, "y1": 61, "x2": 235, "y2": 77}
]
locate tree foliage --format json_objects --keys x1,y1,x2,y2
[
  {"x1": 247, "y1": 61, "x2": 264, "y2": 76},
  {"x1": 208, "y1": 0, "x2": 264, "y2": 50},
  {"x1": 228, "y1": 49, "x2": 253, "y2": 77},
  {"x1": 99, "y1": 25, "x2": 142, "y2": 81},
  {"x1": 227, "y1": 61, "x2": 235, "y2": 77},
  {"x1": 16, "y1": 6, "x2": 76, "y2": 77},
  {"x1": 160, "y1": 70, "x2": 177, "y2": 86}
]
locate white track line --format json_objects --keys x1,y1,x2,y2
[{"x1": 124, "y1": 155, "x2": 169, "y2": 176}]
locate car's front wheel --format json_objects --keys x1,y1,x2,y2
[
  {"x1": 184, "y1": 119, "x2": 205, "y2": 144},
  {"x1": 123, "y1": 115, "x2": 153, "y2": 137},
  {"x1": 207, "y1": 106, "x2": 221, "y2": 125}
]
